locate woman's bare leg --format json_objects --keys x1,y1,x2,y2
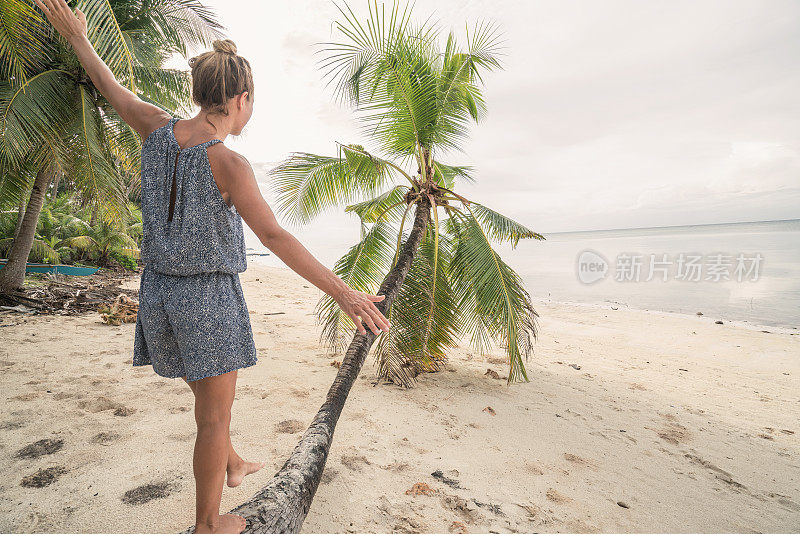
[
  {"x1": 182, "y1": 376, "x2": 265, "y2": 487},
  {"x1": 190, "y1": 370, "x2": 246, "y2": 534}
]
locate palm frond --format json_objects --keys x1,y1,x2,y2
[
  {"x1": 0, "y1": 69, "x2": 75, "y2": 163},
  {"x1": 374, "y1": 214, "x2": 460, "y2": 386},
  {"x1": 469, "y1": 201, "x2": 544, "y2": 248},
  {"x1": 77, "y1": 0, "x2": 137, "y2": 90},
  {"x1": 269, "y1": 144, "x2": 397, "y2": 225},
  {"x1": 0, "y1": 0, "x2": 50, "y2": 83},
  {"x1": 315, "y1": 217, "x2": 397, "y2": 355},
  {"x1": 344, "y1": 184, "x2": 409, "y2": 223},
  {"x1": 432, "y1": 160, "x2": 474, "y2": 187},
  {"x1": 446, "y1": 210, "x2": 538, "y2": 383}
]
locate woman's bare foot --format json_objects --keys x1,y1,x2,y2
[
  {"x1": 194, "y1": 513, "x2": 246, "y2": 533},
  {"x1": 226, "y1": 459, "x2": 266, "y2": 488}
]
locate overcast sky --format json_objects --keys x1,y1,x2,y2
[{"x1": 187, "y1": 0, "x2": 799, "y2": 234}]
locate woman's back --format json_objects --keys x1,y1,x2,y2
[{"x1": 139, "y1": 117, "x2": 247, "y2": 276}]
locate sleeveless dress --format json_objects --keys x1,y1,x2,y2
[{"x1": 132, "y1": 117, "x2": 257, "y2": 382}]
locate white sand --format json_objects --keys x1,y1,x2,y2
[{"x1": 0, "y1": 261, "x2": 798, "y2": 533}]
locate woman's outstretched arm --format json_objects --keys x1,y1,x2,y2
[
  {"x1": 210, "y1": 146, "x2": 391, "y2": 337},
  {"x1": 34, "y1": 0, "x2": 171, "y2": 139}
]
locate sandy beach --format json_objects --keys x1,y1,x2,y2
[{"x1": 0, "y1": 261, "x2": 798, "y2": 533}]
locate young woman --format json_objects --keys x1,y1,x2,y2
[{"x1": 35, "y1": 1, "x2": 391, "y2": 532}]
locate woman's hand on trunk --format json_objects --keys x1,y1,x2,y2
[{"x1": 335, "y1": 288, "x2": 390, "y2": 336}]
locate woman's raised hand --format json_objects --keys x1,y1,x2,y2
[
  {"x1": 335, "y1": 287, "x2": 390, "y2": 336},
  {"x1": 34, "y1": 0, "x2": 87, "y2": 44}
]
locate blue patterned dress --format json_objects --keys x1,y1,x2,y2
[{"x1": 132, "y1": 117, "x2": 257, "y2": 381}]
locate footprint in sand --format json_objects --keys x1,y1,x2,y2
[
  {"x1": 20, "y1": 466, "x2": 67, "y2": 488},
  {"x1": 11, "y1": 392, "x2": 39, "y2": 402},
  {"x1": 320, "y1": 467, "x2": 338, "y2": 484},
  {"x1": 78, "y1": 396, "x2": 124, "y2": 413},
  {"x1": 0, "y1": 420, "x2": 26, "y2": 430},
  {"x1": 340, "y1": 453, "x2": 372, "y2": 472},
  {"x1": 546, "y1": 488, "x2": 572, "y2": 504},
  {"x1": 15, "y1": 438, "x2": 64, "y2": 459},
  {"x1": 114, "y1": 406, "x2": 136, "y2": 417},
  {"x1": 91, "y1": 431, "x2": 121, "y2": 446},
  {"x1": 275, "y1": 419, "x2": 305, "y2": 434},
  {"x1": 563, "y1": 452, "x2": 599, "y2": 470},
  {"x1": 121, "y1": 480, "x2": 178, "y2": 505},
  {"x1": 647, "y1": 414, "x2": 691, "y2": 445}
]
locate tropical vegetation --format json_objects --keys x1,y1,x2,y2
[{"x1": 0, "y1": 0, "x2": 223, "y2": 290}]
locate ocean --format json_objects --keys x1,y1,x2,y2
[{"x1": 246, "y1": 214, "x2": 800, "y2": 330}]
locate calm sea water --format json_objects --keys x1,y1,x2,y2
[
  {"x1": 507, "y1": 218, "x2": 800, "y2": 329},
  {"x1": 247, "y1": 215, "x2": 800, "y2": 330}
]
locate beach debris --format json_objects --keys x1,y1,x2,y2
[
  {"x1": 0, "y1": 270, "x2": 138, "y2": 316},
  {"x1": 482, "y1": 406, "x2": 496, "y2": 416},
  {"x1": 471, "y1": 498, "x2": 505, "y2": 516},
  {"x1": 431, "y1": 469, "x2": 463, "y2": 489},
  {"x1": 715, "y1": 320, "x2": 724, "y2": 324},
  {"x1": 15, "y1": 438, "x2": 64, "y2": 459},
  {"x1": 0, "y1": 304, "x2": 36, "y2": 313},
  {"x1": 514, "y1": 502, "x2": 542, "y2": 520},
  {"x1": 696, "y1": 312, "x2": 703, "y2": 316},
  {"x1": 98, "y1": 293, "x2": 138, "y2": 325},
  {"x1": 330, "y1": 359, "x2": 341, "y2": 368},
  {"x1": 264, "y1": 311, "x2": 286, "y2": 315},
  {"x1": 484, "y1": 368, "x2": 500, "y2": 379},
  {"x1": 448, "y1": 521, "x2": 468, "y2": 533},
  {"x1": 121, "y1": 481, "x2": 176, "y2": 505},
  {"x1": 617, "y1": 501, "x2": 630, "y2": 509},
  {"x1": 405, "y1": 482, "x2": 437, "y2": 496},
  {"x1": 569, "y1": 363, "x2": 581, "y2": 370},
  {"x1": 20, "y1": 466, "x2": 67, "y2": 488},
  {"x1": 679, "y1": 368, "x2": 689, "y2": 372}
]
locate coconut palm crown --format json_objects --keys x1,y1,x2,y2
[{"x1": 269, "y1": 0, "x2": 545, "y2": 386}]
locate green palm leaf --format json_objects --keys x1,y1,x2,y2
[
  {"x1": 76, "y1": 0, "x2": 137, "y2": 90},
  {"x1": 0, "y1": 0, "x2": 50, "y2": 83},
  {"x1": 447, "y1": 210, "x2": 539, "y2": 383},
  {"x1": 269, "y1": 144, "x2": 397, "y2": 225},
  {"x1": 374, "y1": 216, "x2": 460, "y2": 386},
  {"x1": 344, "y1": 184, "x2": 408, "y2": 223},
  {"x1": 315, "y1": 217, "x2": 397, "y2": 355},
  {"x1": 470, "y1": 201, "x2": 545, "y2": 248}
]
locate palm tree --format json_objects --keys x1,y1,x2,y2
[
  {"x1": 185, "y1": 2, "x2": 543, "y2": 532},
  {"x1": 57, "y1": 217, "x2": 140, "y2": 266},
  {"x1": 271, "y1": 0, "x2": 543, "y2": 386},
  {"x1": 0, "y1": 0, "x2": 223, "y2": 291}
]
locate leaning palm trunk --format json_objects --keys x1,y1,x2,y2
[
  {"x1": 179, "y1": 197, "x2": 431, "y2": 534},
  {"x1": 0, "y1": 167, "x2": 53, "y2": 292}
]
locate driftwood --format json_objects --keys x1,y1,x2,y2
[
  {"x1": 0, "y1": 269, "x2": 139, "y2": 316},
  {"x1": 179, "y1": 196, "x2": 432, "y2": 533}
]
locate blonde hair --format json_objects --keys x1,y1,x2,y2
[{"x1": 188, "y1": 39, "x2": 254, "y2": 121}]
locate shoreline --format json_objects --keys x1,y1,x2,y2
[
  {"x1": 250, "y1": 257, "x2": 799, "y2": 335},
  {"x1": 1, "y1": 262, "x2": 797, "y2": 533}
]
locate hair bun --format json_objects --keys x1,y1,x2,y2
[{"x1": 212, "y1": 39, "x2": 238, "y2": 55}]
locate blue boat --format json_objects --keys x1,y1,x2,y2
[{"x1": 0, "y1": 258, "x2": 100, "y2": 276}]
